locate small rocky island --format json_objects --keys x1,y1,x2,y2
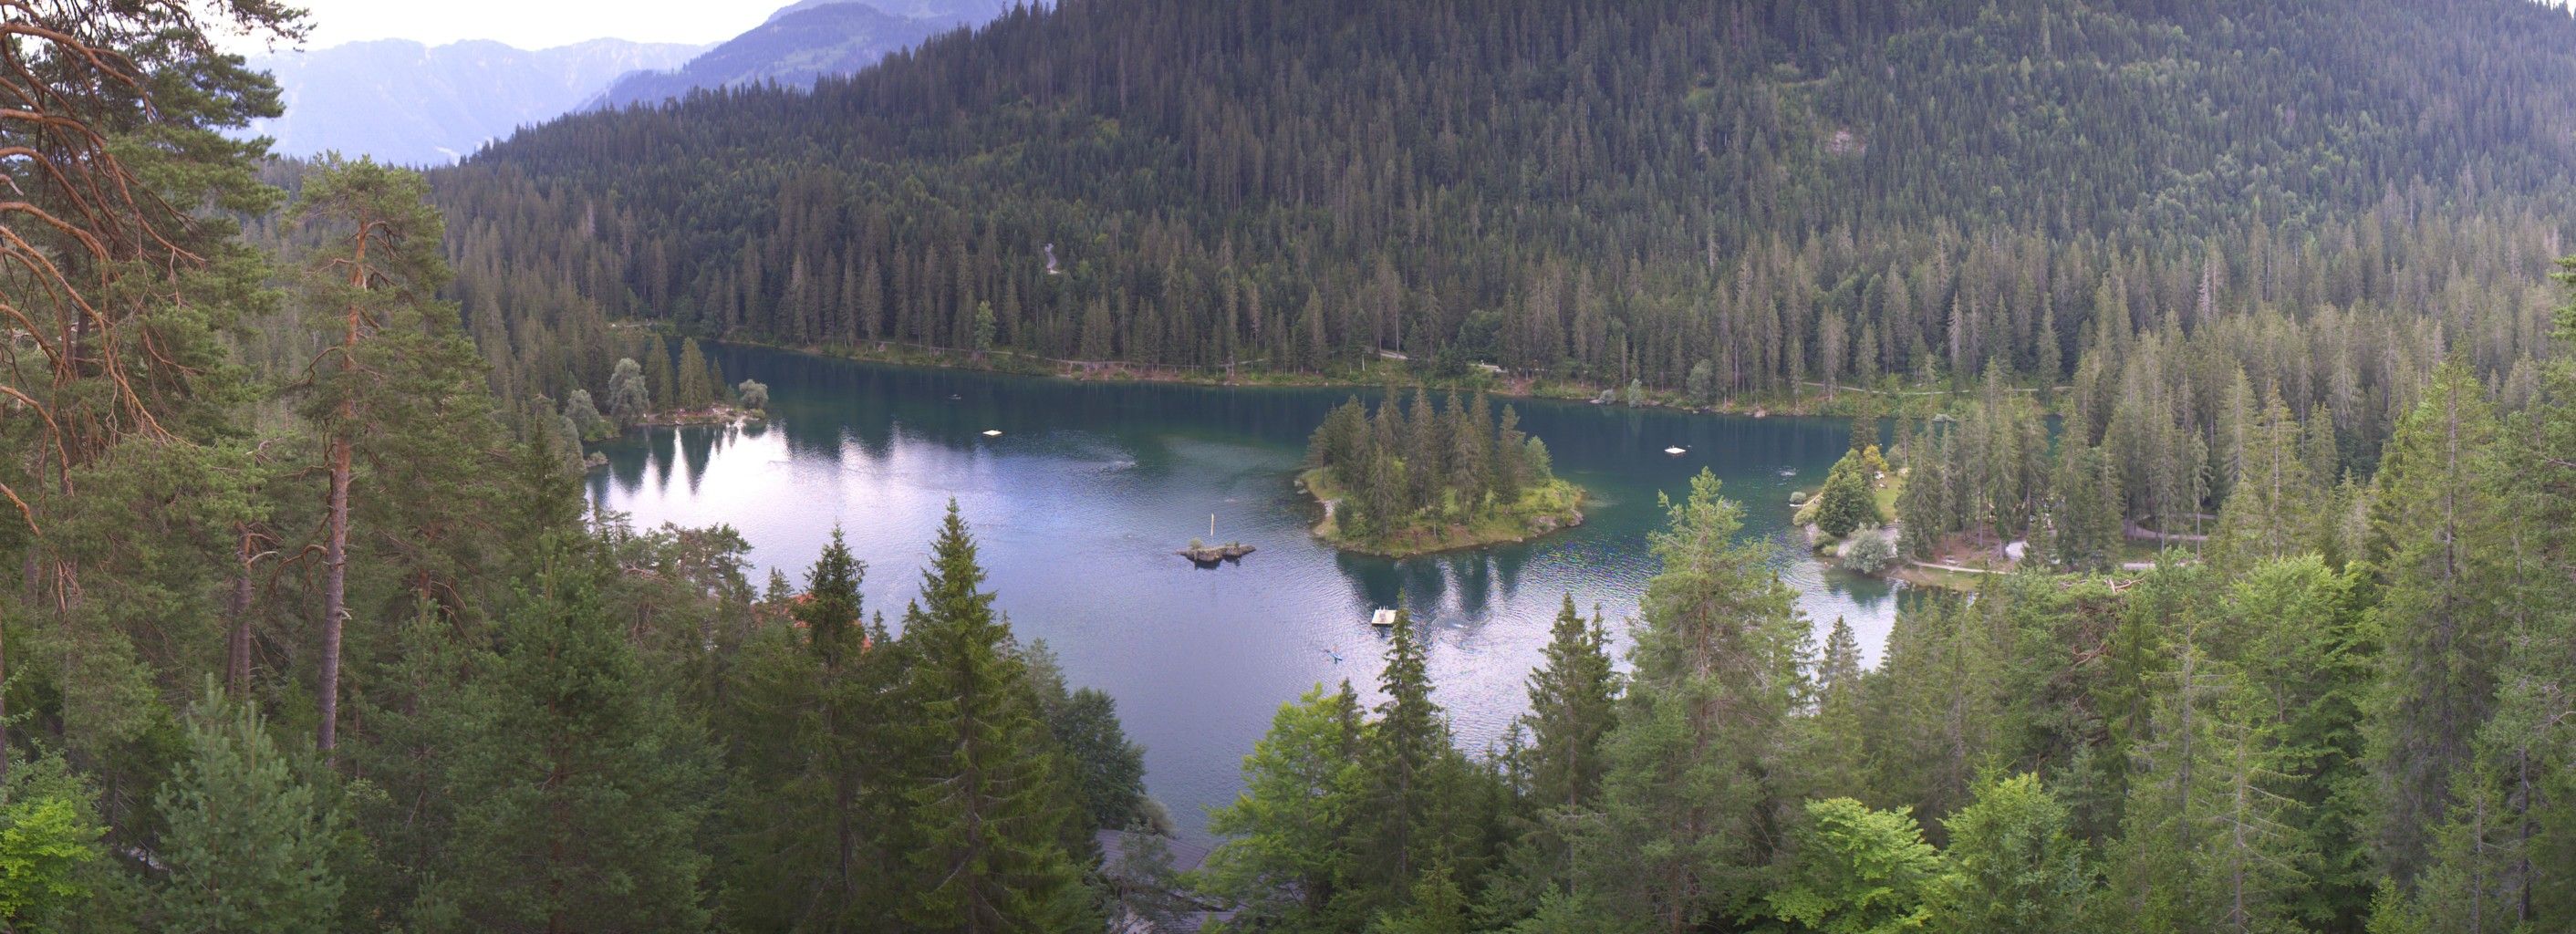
[
  {"x1": 1300, "y1": 390, "x2": 1585, "y2": 558},
  {"x1": 1176, "y1": 540, "x2": 1256, "y2": 566}
]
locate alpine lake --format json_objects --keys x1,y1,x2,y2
[{"x1": 591, "y1": 343, "x2": 1911, "y2": 842}]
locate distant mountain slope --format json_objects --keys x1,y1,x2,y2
[
  {"x1": 247, "y1": 37, "x2": 704, "y2": 165},
  {"x1": 586, "y1": 1, "x2": 992, "y2": 109}
]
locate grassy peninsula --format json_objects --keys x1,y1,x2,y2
[{"x1": 1300, "y1": 391, "x2": 1586, "y2": 557}]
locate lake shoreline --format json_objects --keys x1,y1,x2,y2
[{"x1": 644, "y1": 327, "x2": 1951, "y2": 420}]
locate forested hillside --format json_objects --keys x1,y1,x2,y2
[{"x1": 437, "y1": 0, "x2": 2573, "y2": 462}]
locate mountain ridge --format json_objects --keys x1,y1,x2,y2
[
  {"x1": 584, "y1": 1, "x2": 965, "y2": 111},
  {"x1": 249, "y1": 36, "x2": 705, "y2": 164}
]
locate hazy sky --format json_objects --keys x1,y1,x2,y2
[{"x1": 220, "y1": 0, "x2": 770, "y2": 53}]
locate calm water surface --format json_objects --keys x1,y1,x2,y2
[{"x1": 591, "y1": 344, "x2": 1906, "y2": 841}]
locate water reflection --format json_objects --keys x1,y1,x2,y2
[{"x1": 591, "y1": 345, "x2": 1903, "y2": 842}]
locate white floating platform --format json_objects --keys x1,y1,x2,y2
[{"x1": 1370, "y1": 608, "x2": 1399, "y2": 628}]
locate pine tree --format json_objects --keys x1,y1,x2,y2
[
  {"x1": 293, "y1": 156, "x2": 453, "y2": 757},
  {"x1": 896, "y1": 502, "x2": 1093, "y2": 932},
  {"x1": 152, "y1": 683, "x2": 345, "y2": 934}
]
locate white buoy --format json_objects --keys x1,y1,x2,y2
[
  {"x1": 1664, "y1": 446, "x2": 1687, "y2": 455},
  {"x1": 982, "y1": 430, "x2": 1002, "y2": 437}
]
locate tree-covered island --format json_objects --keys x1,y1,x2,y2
[{"x1": 1301, "y1": 390, "x2": 1585, "y2": 557}]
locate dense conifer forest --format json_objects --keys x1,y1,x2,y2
[{"x1": 1, "y1": 0, "x2": 2572, "y2": 932}]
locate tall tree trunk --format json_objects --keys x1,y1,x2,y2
[
  {"x1": 227, "y1": 527, "x2": 255, "y2": 693},
  {"x1": 1, "y1": 599, "x2": 9, "y2": 789},
  {"x1": 320, "y1": 234, "x2": 368, "y2": 758},
  {"x1": 321, "y1": 435, "x2": 349, "y2": 756}
]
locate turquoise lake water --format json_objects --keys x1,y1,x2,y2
[{"x1": 590, "y1": 343, "x2": 1906, "y2": 840}]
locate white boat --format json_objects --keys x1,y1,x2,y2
[
  {"x1": 982, "y1": 430, "x2": 1002, "y2": 437},
  {"x1": 1664, "y1": 446, "x2": 1687, "y2": 455}
]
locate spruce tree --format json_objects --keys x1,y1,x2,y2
[
  {"x1": 2114, "y1": 621, "x2": 2307, "y2": 934},
  {"x1": 720, "y1": 527, "x2": 898, "y2": 931},
  {"x1": 644, "y1": 339, "x2": 680, "y2": 411},
  {"x1": 2363, "y1": 362, "x2": 2508, "y2": 884},
  {"x1": 1047, "y1": 688, "x2": 1148, "y2": 834},
  {"x1": 1927, "y1": 774, "x2": 2095, "y2": 934},
  {"x1": 1520, "y1": 595, "x2": 1619, "y2": 815},
  {"x1": 1802, "y1": 617, "x2": 1870, "y2": 799},
  {"x1": 1452, "y1": 393, "x2": 1492, "y2": 513},
  {"x1": 1483, "y1": 597, "x2": 1620, "y2": 926},
  {"x1": 676, "y1": 337, "x2": 716, "y2": 409},
  {"x1": 428, "y1": 539, "x2": 714, "y2": 933},
  {"x1": 1405, "y1": 389, "x2": 1443, "y2": 512},
  {"x1": 2209, "y1": 393, "x2": 2319, "y2": 573},
  {"x1": 1757, "y1": 799, "x2": 1939, "y2": 934},
  {"x1": 1578, "y1": 470, "x2": 1810, "y2": 931},
  {"x1": 1352, "y1": 608, "x2": 1454, "y2": 907},
  {"x1": 1493, "y1": 405, "x2": 1528, "y2": 503},
  {"x1": 896, "y1": 502, "x2": 1093, "y2": 932}
]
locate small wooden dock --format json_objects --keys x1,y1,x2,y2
[{"x1": 1370, "y1": 608, "x2": 1399, "y2": 628}]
